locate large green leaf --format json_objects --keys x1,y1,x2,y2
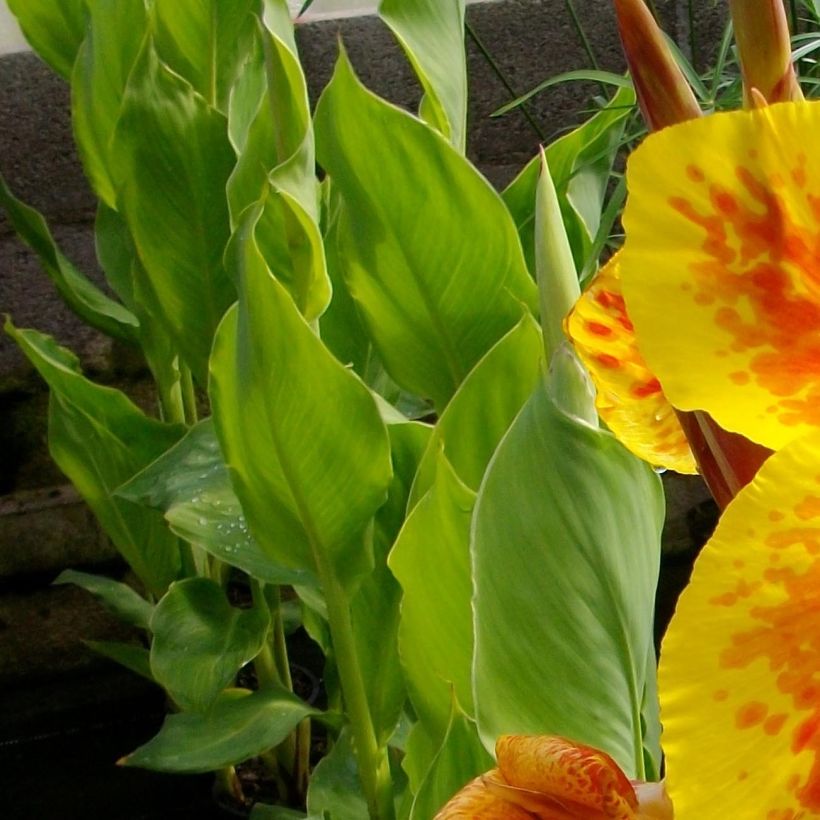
[
  {"x1": 54, "y1": 569, "x2": 154, "y2": 630},
  {"x1": 150, "y1": 578, "x2": 270, "y2": 712},
  {"x1": 7, "y1": 324, "x2": 185, "y2": 596},
  {"x1": 227, "y1": 13, "x2": 317, "y2": 221},
  {"x1": 349, "y1": 419, "x2": 430, "y2": 747},
  {"x1": 209, "y1": 203, "x2": 393, "y2": 591},
  {"x1": 409, "y1": 315, "x2": 542, "y2": 507},
  {"x1": 314, "y1": 50, "x2": 537, "y2": 411},
  {"x1": 152, "y1": 0, "x2": 257, "y2": 112},
  {"x1": 379, "y1": 0, "x2": 467, "y2": 151},
  {"x1": 94, "y1": 203, "x2": 184, "y2": 416},
  {"x1": 253, "y1": 184, "x2": 330, "y2": 322},
  {"x1": 119, "y1": 419, "x2": 316, "y2": 587},
  {"x1": 390, "y1": 455, "x2": 476, "y2": 741},
  {"x1": 0, "y1": 175, "x2": 138, "y2": 342},
  {"x1": 71, "y1": 0, "x2": 149, "y2": 206},
  {"x1": 471, "y1": 376, "x2": 663, "y2": 779},
  {"x1": 123, "y1": 687, "x2": 317, "y2": 772},
  {"x1": 408, "y1": 700, "x2": 492, "y2": 820},
  {"x1": 503, "y1": 86, "x2": 635, "y2": 272},
  {"x1": 112, "y1": 42, "x2": 236, "y2": 383},
  {"x1": 306, "y1": 730, "x2": 369, "y2": 820},
  {"x1": 7, "y1": 0, "x2": 86, "y2": 78}
]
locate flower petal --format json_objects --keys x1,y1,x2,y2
[
  {"x1": 434, "y1": 769, "x2": 533, "y2": 819},
  {"x1": 496, "y1": 734, "x2": 639, "y2": 819},
  {"x1": 566, "y1": 253, "x2": 696, "y2": 474},
  {"x1": 621, "y1": 101, "x2": 820, "y2": 450},
  {"x1": 659, "y1": 431, "x2": 820, "y2": 818}
]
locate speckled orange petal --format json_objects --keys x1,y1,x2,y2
[
  {"x1": 496, "y1": 735, "x2": 639, "y2": 819},
  {"x1": 434, "y1": 769, "x2": 533, "y2": 819},
  {"x1": 660, "y1": 431, "x2": 820, "y2": 818},
  {"x1": 621, "y1": 101, "x2": 820, "y2": 451},
  {"x1": 566, "y1": 253, "x2": 696, "y2": 474}
]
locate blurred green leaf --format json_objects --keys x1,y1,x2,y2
[
  {"x1": 54, "y1": 569, "x2": 153, "y2": 629},
  {"x1": 472, "y1": 378, "x2": 663, "y2": 780},
  {"x1": 0, "y1": 175, "x2": 138, "y2": 342},
  {"x1": 7, "y1": 324, "x2": 185, "y2": 596},
  {"x1": 124, "y1": 686, "x2": 316, "y2": 772},
  {"x1": 112, "y1": 42, "x2": 236, "y2": 383},
  {"x1": 119, "y1": 419, "x2": 316, "y2": 587},
  {"x1": 410, "y1": 315, "x2": 542, "y2": 506},
  {"x1": 152, "y1": 0, "x2": 257, "y2": 111},
  {"x1": 150, "y1": 578, "x2": 270, "y2": 712},
  {"x1": 71, "y1": 0, "x2": 148, "y2": 206},
  {"x1": 7, "y1": 0, "x2": 86, "y2": 78},
  {"x1": 379, "y1": 0, "x2": 467, "y2": 150},
  {"x1": 315, "y1": 49, "x2": 537, "y2": 411},
  {"x1": 408, "y1": 699, "x2": 492, "y2": 820},
  {"x1": 85, "y1": 640, "x2": 154, "y2": 681},
  {"x1": 390, "y1": 455, "x2": 476, "y2": 739},
  {"x1": 492, "y1": 70, "x2": 632, "y2": 117},
  {"x1": 210, "y1": 203, "x2": 392, "y2": 591}
]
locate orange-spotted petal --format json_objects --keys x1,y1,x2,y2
[
  {"x1": 434, "y1": 769, "x2": 533, "y2": 819},
  {"x1": 566, "y1": 253, "x2": 696, "y2": 474},
  {"x1": 496, "y1": 734, "x2": 639, "y2": 819},
  {"x1": 660, "y1": 431, "x2": 820, "y2": 818},
  {"x1": 621, "y1": 101, "x2": 820, "y2": 451}
]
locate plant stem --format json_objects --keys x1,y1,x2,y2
[
  {"x1": 323, "y1": 574, "x2": 394, "y2": 820},
  {"x1": 465, "y1": 21, "x2": 545, "y2": 140},
  {"x1": 564, "y1": 0, "x2": 600, "y2": 71},
  {"x1": 180, "y1": 364, "x2": 198, "y2": 425}
]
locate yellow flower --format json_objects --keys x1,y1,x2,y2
[{"x1": 618, "y1": 100, "x2": 820, "y2": 819}]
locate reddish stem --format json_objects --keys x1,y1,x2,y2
[{"x1": 676, "y1": 411, "x2": 772, "y2": 508}]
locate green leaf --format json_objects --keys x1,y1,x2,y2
[
  {"x1": 7, "y1": 324, "x2": 185, "y2": 596},
  {"x1": 306, "y1": 729, "x2": 369, "y2": 820},
  {"x1": 409, "y1": 315, "x2": 542, "y2": 507},
  {"x1": 119, "y1": 419, "x2": 316, "y2": 587},
  {"x1": 71, "y1": 0, "x2": 149, "y2": 206},
  {"x1": 492, "y1": 70, "x2": 633, "y2": 118},
  {"x1": 390, "y1": 455, "x2": 476, "y2": 740},
  {"x1": 209, "y1": 203, "x2": 393, "y2": 591},
  {"x1": 254, "y1": 184, "x2": 330, "y2": 322},
  {"x1": 7, "y1": 0, "x2": 86, "y2": 78},
  {"x1": 150, "y1": 578, "x2": 270, "y2": 712},
  {"x1": 152, "y1": 0, "x2": 257, "y2": 112},
  {"x1": 640, "y1": 642, "x2": 662, "y2": 782},
  {"x1": 471, "y1": 377, "x2": 664, "y2": 779},
  {"x1": 112, "y1": 41, "x2": 236, "y2": 383},
  {"x1": 123, "y1": 687, "x2": 316, "y2": 772},
  {"x1": 408, "y1": 699, "x2": 493, "y2": 820},
  {"x1": 314, "y1": 49, "x2": 537, "y2": 411},
  {"x1": 379, "y1": 0, "x2": 467, "y2": 151},
  {"x1": 348, "y1": 420, "x2": 429, "y2": 746},
  {"x1": 228, "y1": 15, "x2": 317, "y2": 222},
  {"x1": 54, "y1": 569, "x2": 153, "y2": 629},
  {"x1": 0, "y1": 175, "x2": 139, "y2": 342},
  {"x1": 535, "y1": 149, "x2": 581, "y2": 362},
  {"x1": 94, "y1": 204, "x2": 184, "y2": 415},
  {"x1": 85, "y1": 640, "x2": 154, "y2": 681},
  {"x1": 503, "y1": 86, "x2": 635, "y2": 272}
]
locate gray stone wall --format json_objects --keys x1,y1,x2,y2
[{"x1": 0, "y1": 0, "x2": 721, "y2": 690}]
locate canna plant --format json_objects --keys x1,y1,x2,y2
[{"x1": 3, "y1": 0, "x2": 673, "y2": 817}]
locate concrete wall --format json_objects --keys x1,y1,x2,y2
[{"x1": 0, "y1": 0, "x2": 720, "y2": 688}]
